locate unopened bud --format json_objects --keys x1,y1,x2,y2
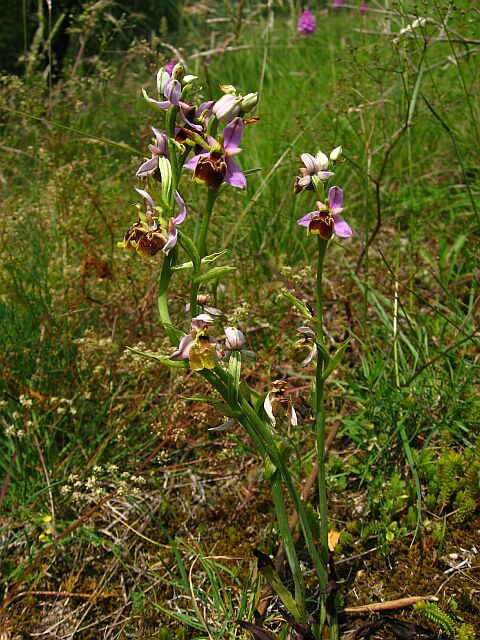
[
  {"x1": 156, "y1": 68, "x2": 169, "y2": 95},
  {"x1": 225, "y1": 327, "x2": 245, "y2": 351},
  {"x1": 329, "y1": 146, "x2": 342, "y2": 162},
  {"x1": 171, "y1": 63, "x2": 185, "y2": 81},
  {"x1": 213, "y1": 94, "x2": 242, "y2": 121},
  {"x1": 219, "y1": 84, "x2": 237, "y2": 94},
  {"x1": 240, "y1": 92, "x2": 258, "y2": 113}
]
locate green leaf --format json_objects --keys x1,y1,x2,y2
[
  {"x1": 281, "y1": 290, "x2": 313, "y2": 320},
  {"x1": 254, "y1": 551, "x2": 303, "y2": 621},
  {"x1": 141, "y1": 88, "x2": 162, "y2": 116},
  {"x1": 126, "y1": 346, "x2": 187, "y2": 369},
  {"x1": 201, "y1": 249, "x2": 229, "y2": 263},
  {"x1": 171, "y1": 249, "x2": 229, "y2": 272},
  {"x1": 321, "y1": 337, "x2": 350, "y2": 381},
  {"x1": 193, "y1": 266, "x2": 236, "y2": 284}
]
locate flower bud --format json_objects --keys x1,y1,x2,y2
[
  {"x1": 213, "y1": 94, "x2": 242, "y2": 121},
  {"x1": 183, "y1": 74, "x2": 198, "y2": 85},
  {"x1": 240, "y1": 92, "x2": 258, "y2": 113},
  {"x1": 225, "y1": 327, "x2": 245, "y2": 351},
  {"x1": 171, "y1": 63, "x2": 185, "y2": 81},
  {"x1": 219, "y1": 84, "x2": 237, "y2": 94},
  {"x1": 157, "y1": 68, "x2": 169, "y2": 95},
  {"x1": 330, "y1": 146, "x2": 342, "y2": 162}
]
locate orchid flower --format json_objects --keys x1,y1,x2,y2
[
  {"x1": 184, "y1": 117, "x2": 246, "y2": 190},
  {"x1": 143, "y1": 68, "x2": 203, "y2": 133},
  {"x1": 120, "y1": 189, "x2": 186, "y2": 257},
  {"x1": 163, "y1": 191, "x2": 187, "y2": 254},
  {"x1": 297, "y1": 9, "x2": 317, "y2": 35},
  {"x1": 295, "y1": 151, "x2": 334, "y2": 193},
  {"x1": 170, "y1": 314, "x2": 223, "y2": 371},
  {"x1": 136, "y1": 128, "x2": 169, "y2": 178},
  {"x1": 297, "y1": 186, "x2": 352, "y2": 240},
  {"x1": 264, "y1": 381, "x2": 298, "y2": 428},
  {"x1": 291, "y1": 327, "x2": 318, "y2": 367}
]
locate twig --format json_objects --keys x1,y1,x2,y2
[
  {"x1": 4, "y1": 590, "x2": 115, "y2": 606},
  {"x1": 343, "y1": 595, "x2": 438, "y2": 614},
  {"x1": 189, "y1": 45, "x2": 252, "y2": 59}
]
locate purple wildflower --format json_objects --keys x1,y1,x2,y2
[
  {"x1": 297, "y1": 9, "x2": 317, "y2": 35},
  {"x1": 184, "y1": 117, "x2": 246, "y2": 190},
  {"x1": 297, "y1": 186, "x2": 352, "y2": 240},
  {"x1": 332, "y1": 0, "x2": 344, "y2": 8},
  {"x1": 360, "y1": 1, "x2": 368, "y2": 12}
]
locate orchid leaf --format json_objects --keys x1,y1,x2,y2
[
  {"x1": 201, "y1": 249, "x2": 229, "y2": 263},
  {"x1": 281, "y1": 290, "x2": 313, "y2": 320},
  {"x1": 171, "y1": 249, "x2": 228, "y2": 272},
  {"x1": 193, "y1": 266, "x2": 236, "y2": 284},
  {"x1": 322, "y1": 337, "x2": 351, "y2": 381},
  {"x1": 126, "y1": 347, "x2": 188, "y2": 368},
  {"x1": 141, "y1": 88, "x2": 162, "y2": 114},
  {"x1": 253, "y1": 550, "x2": 303, "y2": 621}
]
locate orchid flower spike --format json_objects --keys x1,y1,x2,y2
[
  {"x1": 264, "y1": 381, "x2": 298, "y2": 428},
  {"x1": 297, "y1": 186, "x2": 352, "y2": 240},
  {"x1": 170, "y1": 314, "x2": 223, "y2": 371},
  {"x1": 184, "y1": 117, "x2": 246, "y2": 190}
]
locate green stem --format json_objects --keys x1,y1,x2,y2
[
  {"x1": 198, "y1": 189, "x2": 218, "y2": 258},
  {"x1": 315, "y1": 238, "x2": 329, "y2": 569},
  {"x1": 177, "y1": 230, "x2": 202, "y2": 319},
  {"x1": 209, "y1": 365, "x2": 328, "y2": 590},
  {"x1": 270, "y1": 471, "x2": 307, "y2": 622},
  {"x1": 236, "y1": 393, "x2": 328, "y2": 590},
  {"x1": 315, "y1": 237, "x2": 338, "y2": 640},
  {"x1": 158, "y1": 248, "x2": 180, "y2": 346}
]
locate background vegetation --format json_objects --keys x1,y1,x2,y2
[{"x1": 1, "y1": 0, "x2": 478, "y2": 638}]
